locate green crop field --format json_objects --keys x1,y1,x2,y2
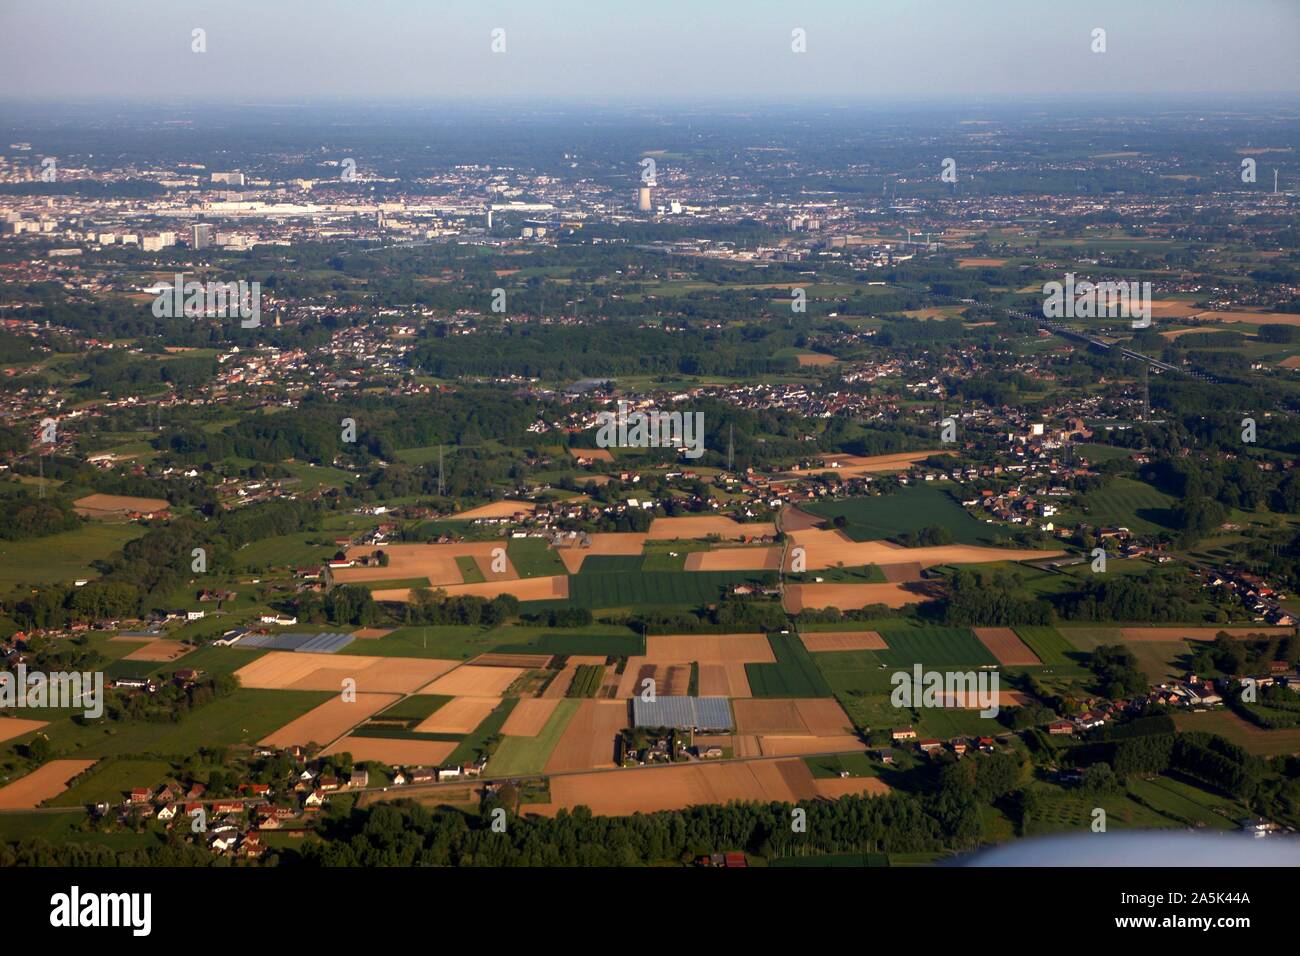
[
  {"x1": 641, "y1": 541, "x2": 709, "y2": 572},
  {"x1": 1014, "y1": 626, "x2": 1082, "y2": 666},
  {"x1": 1173, "y1": 710, "x2": 1300, "y2": 757},
  {"x1": 1024, "y1": 790, "x2": 1183, "y2": 836},
  {"x1": 371, "y1": 695, "x2": 451, "y2": 722},
  {"x1": 578, "y1": 554, "x2": 645, "y2": 573},
  {"x1": 47, "y1": 757, "x2": 174, "y2": 807},
  {"x1": 507, "y1": 538, "x2": 568, "y2": 577},
  {"x1": 805, "y1": 752, "x2": 877, "y2": 778},
  {"x1": 567, "y1": 570, "x2": 772, "y2": 609},
  {"x1": 874, "y1": 627, "x2": 996, "y2": 668},
  {"x1": 0, "y1": 523, "x2": 146, "y2": 589},
  {"x1": 788, "y1": 564, "x2": 886, "y2": 584},
  {"x1": 1077, "y1": 477, "x2": 1177, "y2": 533},
  {"x1": 914, "y1": 707, "x2": 1005, "y2": 739},
  {"x1": 566, "y1": 664, "x2": 605, "y2": 698},
  {"x1": 802, "y1": 485, "x2": 991, "y2": 545},
  {"x1": 9, "y1": 689, "x2": 331, "y2": 765},
  {"x1": 1126, "y1": 775, "x2": 1240, "y2": 829},
  {"x1": 487, "y1": 699, "x2": 580, "y2": 776},
  {"x1": 746, "y1": 633, "x2": 833, "y2": 698},
  {"x1": 1124, "y1": 640, "x2": 1192, "y2": 684},
  {"x1": 455, "y1": 555, "x2": 486, "y2": 583}
]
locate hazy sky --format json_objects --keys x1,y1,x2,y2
[{"x1": 1, "y1": 0, "x2": 1298, "y2": 102}]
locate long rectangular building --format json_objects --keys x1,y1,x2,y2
[{"x1": 632, "y1": 696, "x2": 733, "y2": 732}]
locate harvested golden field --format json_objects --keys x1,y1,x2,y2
[
  {"x1": 937, "y1": 690, "x2": 1033, "y2": 709},
  {"x1": 0, "y1": 759, "x2": 98, "y2": 809},
  {"x1": 555, "y1": 532, "x2": 647, "y2": 573},
  {"x1": 234, "y1": 652, "x2": 458, "y2": 694},
  {"x1": 373, "y1": 575, "x2": 569, "y2": 603},
  {"x1": 973, "y1": 627, "x2": 1042, "y2": 665},
  {"x1": 795, "y1": 352, "x2": 837, "y2": 366},
  {"x1": 544, "y1": 700, "x2": 629, "y2": 773},
  {"x1": 0, "y1": 717, "x2": 47, "y2": 744},
  {"x1": 957, "y1": 257, "x2": 1008, "y2": 267},
  {"x1": 616, "y1": 659, "x2": 691, "y2": 698},
  {"x1": 454, "y1": 500, "x2": 538, "y2": 519},
  {"x1": 73, "y1": 493, "x2": 170, "y2": 517},
  {"x1": 784, "y1": 527, "x2": 1061, "y2": 571},
  {"x1": 470, "y1": 652, "x2": 553, "y2": 669},
  {"x1": 1120, "y1": 626, "x2": 1294, "y2": 642},
  {"x1": 351, "y1": 628, "x2": 393, "y2": 639},
  {"x1": 568, "y1": 447, "x2": 615, "y2": 462},
  {"x1": 781, "y1": 505, "x2": 825, "y2": 531},
  {"x1": 696, "y1": 662, "x2": 752, "y2": 697},
  {"x1": 500, "y1": 698, "x2": 562, "y2": 736},
  {"x1": 122, "y1": 638, "x2": 193, "y2": 662},
  {"x1": 421, "y1": 665, "x2": 525, "y2": 697},
  {"x1": 799, "y1": 631, "x2": 888, "y2": 652},
  {"x1": 1148, "y1": 300, "x2": 1205, "y2": 317},
  {"x1": 532, "y1": 756, "x2": 884, "y2": 817},
  {"x1": 414, "y1": 696, "x2": 501, "y2": 734},
  {"x1": 322, "y1": 736, "x2": 457, "y2": 766},
  {"x1": 685, "y1": 546, "x2": 782, "y2": 571},
  {"x1": 757, "y1": 734, "x2": 866, "y2": 756},
  {"x1": 541, "y1": 663, "x2": 579, "y2": 699},
  {"x1": 335, "y1": 541, "x2": 513, "y2": 586},
  {"x1": 472, "y1": 552, "x2": 520, "y2": 580},
  {"x1": 784, "y1": 582, "x2": 924, "y2": 612},
  {"x1": 646, "y1": 516, "x2": 775, "y2": 540},
  {"x1": 644, "y1": 633, "x2": 775, "y2": 663},
  {"x1": 259, "y1": 693, "x2": 398, "y2": 748},
  {"x1": 733, "y1": 698, "x2": 854, "y2": 736},
  {"x1": 812, "y1": 776, "x2": 891, "y2": 799},
  {"x1": 789, "y1": 450, "x2": 944, "y2": 478}
]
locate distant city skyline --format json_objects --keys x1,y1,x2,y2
[{"x1": 1, "y1": 0, "x2": 1298, "y2": 103}]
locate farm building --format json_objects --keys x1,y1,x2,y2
[{"x1": 632, "y1": 696, "x2": 734, "y2": 732}]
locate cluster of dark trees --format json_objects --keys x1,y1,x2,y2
[
  {"x1": 1190, "y1": 632, "x2": 1300, "y2": 677},
  {"x1": 521, "y1": 607, "x2": 593, "y2": 628},
  {"x1": 296, "y1": 584, "x2": 381, "y2": 627},
  {"x1": 943, "y1": 568, "x2": 1053, "y2": 627},
  {"x1": 103, "y1": 673, "x2": 240, "y2": 725},
  {"x1": 1056, "y1": 570, "x2": 1200, "y2": 624},
  {"x1": 1143, "y1": 455, "x2": 1299, "y2": 517},
  {"x1": 0, "y1": 496, "x2": 81, "y2": 540},
  {"x1": 624, "y1": 597, "x2": 790, "y2": 635},
  {"x1": 894, "y1": 524, "x2": 953, "y2": 548},
  {"x1": 397, "y1": 589, "x2": 521, "y2": 628},
  {"x1": 1088, "y1": 644, "x2": 1148, "y2": 699},
  {"x1": 293, "y1": 793, "x2": 950, "y2": 867},
  {"x1": 1055, "y1": 716, "x2": 1269, "y2": 806}
]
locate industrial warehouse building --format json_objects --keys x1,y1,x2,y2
[{"x1": 632, "y1": 696, "x2": 733, "y2": 732}]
